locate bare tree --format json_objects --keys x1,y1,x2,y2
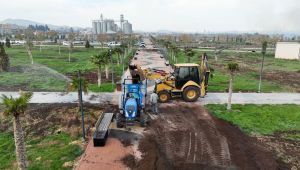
[
  {"x1": 68, "y1": 32, "x2": 75, "y2": 62},
  {"x1": 226, "y1": 62, "x2": 239, "y2": 110},
  {"x1": 24, "y1": 29, "x2": 34, "y2": 64}
]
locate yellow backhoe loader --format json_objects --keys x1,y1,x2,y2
[{"x1": 153, "y1": 54, "x2": 210, "y2": 102}]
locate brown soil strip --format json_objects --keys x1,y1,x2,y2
[
  {"x1": 131, "y1": 102, "x2": 288, "y2": 170},
  {"x1": 264, "y1": 71, "x2": 300, "y2": 92}
]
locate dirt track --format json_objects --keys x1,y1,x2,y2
[{"x1": 130, "y1": 102, "x2": 287, "y2": 170}]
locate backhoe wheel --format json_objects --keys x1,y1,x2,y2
[
  {"x1": 183, "y1": 86, "x2": 200, "y2": 102},
  {"x1": 116, "y1": 112, "x2": 124, "y2": 128},
  {"x1": 158, "y1": 91, "x2": 171, "y2": 103}
]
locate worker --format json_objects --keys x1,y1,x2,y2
[{"x1": 150, "y1": 92, "x2": 158, "y2": 114}]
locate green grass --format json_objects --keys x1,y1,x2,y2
[
  {"x1": 283, "y1": 133, "x2": 300, "y2": 141},
  {"x1": 208, "y1": 70, "x2": 285, "y2": 92},
  {"x1": 89, "y1": 83, "x2": 116, "y2": 92},
  {"x1": 0, "y1": 133, "x2": 82, "y2": 170},
  {"x1": 0, "y1": 71, "x2": 66, "y2": 91},
  {"x1": 0, "y1": 133, "x2": 16, "y2": 170},
  {"x1": 165, "y1": 48, "x2": 299, "y2": 92},
  {"x1": 1, "y1": 46, "x2": 135, "y2": 92},
  {"x1": 206, "y1": 104, "x2": 300, "y2": 135}
]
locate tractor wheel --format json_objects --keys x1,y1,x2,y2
[
  {"x1": 116, "y1": 112, "x2": 124, "y2": 128},
  {"x1": 140, "y1": 110, "x2": 147, "y2": 127},
  {"x1": 183, "y1": 86, "x2": 200, "y2": 102},
  {"x1": 158, "y1": 90, "x2": 171, "y2": 103}
]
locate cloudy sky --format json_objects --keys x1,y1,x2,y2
[{"x1": 0, "y1": 0, "x2": 299, "y2": 33}]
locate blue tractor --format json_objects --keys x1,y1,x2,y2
[{"x1": 116, "y1": 65, "x2": 148, "y2": 128}]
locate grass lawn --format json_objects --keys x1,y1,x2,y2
[
  {"x1": 206, "y1": 104, "x2": 300, "y2": 136},
  {"x1": 166, "y1": 49, "x2": 299, "y2": 92},
  {"x1": 1, "y1": 46, "x2": 135, "y2": 92},
  {"x1": 0, "y1": 133, "x2": 82, "y2": 170},
  {"x1": 89, "y1": 83, "x2": 116, "y2": 92}
]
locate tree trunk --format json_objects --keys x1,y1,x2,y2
[
  {"x1": 39, "y1": 43, "x2": 42, "y2": 52},
  {"x1": 122, "y1": 54, "x2": 124, "y2": 74},
  {"x1": 117, "y1": 54, "x2": 120, "y2": 65},
  {"x1": 26, "y1": 47, "x2": 34, "y2": 65},
  {"x1": 97, "y1": 67, "x2": 101, "y2": 87},
  {"x1": 58, "y1": 45, "x2": 61, "y2": 56},
  {"x1": 215, "y1": 54, "x2": 218, "y2": 61},
  {"x1": 258, "y1": 53, "x2": 265, "y2": 93},
  {"x1": 111, "y1": 55, "x2": 114, "y2": 84},
  {"x1": 227, "y1": 73, "x2": 233, "y2": 110},
  {"x1": 13, "y1": 115, "x2": 27, "y2": 170},
  {"x1": 68, "y1": 50, "x2": 71, "y2": 62},
  {"x1": 105, "y1": 65, "x2": 109, "y2": 79}
]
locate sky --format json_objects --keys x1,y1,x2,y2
[{"x1": 0, "y1": 0, "x2": 299, "y2": 33}]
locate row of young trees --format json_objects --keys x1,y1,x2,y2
[
  {"x1": 90, "y1": 45, "x2": 128, "y2": 87},
  {"x1": 159, "y1": 39, "x2": 197, "y2": 64}
]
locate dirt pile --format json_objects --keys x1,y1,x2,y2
[
  {"x1": 133, "y1": 102, "x2": 287, "y2": 170},
  {"x1": 257, "y1": 131, "x2": 300, "y2": 169}
]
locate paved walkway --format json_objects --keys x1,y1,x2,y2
[{"x1": 0, "y1": 91, "x2": 299, "y2": 105}]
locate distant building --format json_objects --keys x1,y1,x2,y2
[
  {"x1": 0, "y1": 24, "x2": 12, "y2": 35},
  {"x1": 92, "y1": 14, "x2": 133, "y2": 35},
  {"x1": 123, "y1": 21, "x2": 132, "y2": 34},
  {"x1": 275, "y1": 42, "x2": 300, "y2": 60}
]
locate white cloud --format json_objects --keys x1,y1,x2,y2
[{"x1": 0, "y1": 0, "x2": 299, "y2": 33}]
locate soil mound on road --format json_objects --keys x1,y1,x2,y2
[{"x1": 133, "y1": 102, "x2": 286, "y2": 170}]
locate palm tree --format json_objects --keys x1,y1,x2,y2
[
  {"x1": 24, "y1": 28, "x2": 34, "y2": 65},
  {"x1": 113, "y1": 47, "x2": 123, "y2": 66},
  {"x1": 1, "y1": 91, "x2": 33, "y2": 170},
  {"x1": 68, "y1": 76, "x2": 89, "y2": 108},
  {"x1": 185, "y1": 48, "x2": 195, "y2": 63},
  {"x1": 120, "y1": 43, "x2": 128, "y2": 74},
  {"x1": 226, "y1": 62, "x2": 239, "y2": 110},
  {"x1": 90, "y1": 50, "x2": 109, "y2": 87},
  {"x1": 171, "y1": 45, "x2": 179, "y2": 63}
]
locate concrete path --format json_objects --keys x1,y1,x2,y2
[
  {"x1": 0, "y1": 91, "x2": 299, "y2": 105},
  {"x1": 199, "y1": 93, "x2": 300, "y2": 105}
]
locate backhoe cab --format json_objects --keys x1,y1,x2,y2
[{"x1": 154, "y1": 54, "x2": 210, "y2": 103}]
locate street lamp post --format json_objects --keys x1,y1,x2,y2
[
  {"x1": 110, "y1": 47, "x2": 114, "y2": 88},
  {"x1": 78, "y1": 70, "x2": 85, "y2": 141}
]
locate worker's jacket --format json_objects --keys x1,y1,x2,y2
[{"x1": 150, "y1": 93, "x2": 158, "y2": 104}]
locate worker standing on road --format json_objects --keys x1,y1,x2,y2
[{"x1": 150, "y1": 92, "x2": 159, "y2": 114}]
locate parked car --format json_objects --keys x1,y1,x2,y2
[{"x1": 108, "y1": 41, "x2": 121, "y2": 47}]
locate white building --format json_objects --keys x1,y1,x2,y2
[
  {"x1": 123, "y1": 21, "x2": 132, "y2": 34},
  {"x1": 275, "y1": 42, "x2": 300, "y2": 60},
  {"x1": 92, "y1": 14, "x2": 133, "y2": 35}
]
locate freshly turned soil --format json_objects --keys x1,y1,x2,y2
[{"x1": 133, "y1": 102, "x2": 289, "y2": 170}]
